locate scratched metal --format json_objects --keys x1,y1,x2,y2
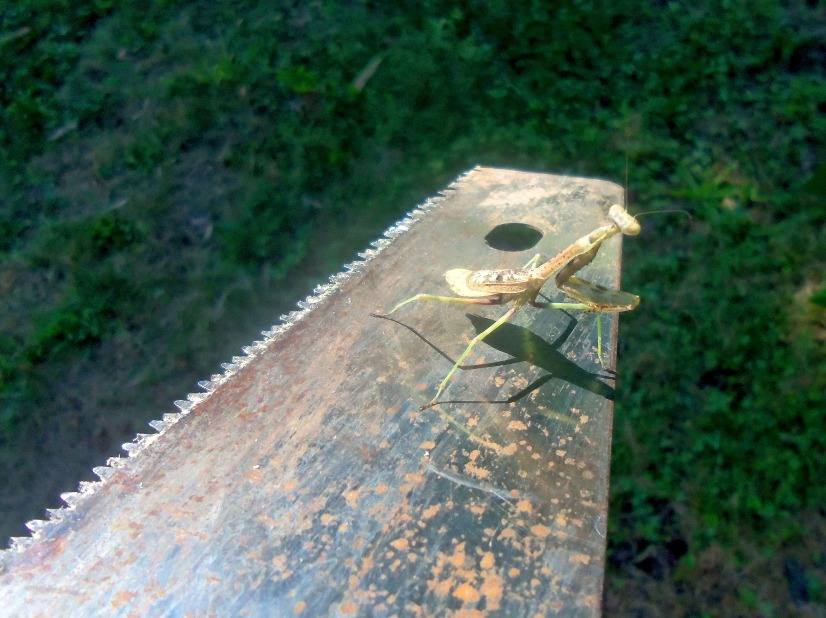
[{"x1": 0, "y1": 168, "x2": 625, "y2": 616}]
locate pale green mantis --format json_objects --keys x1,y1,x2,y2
[{"x1": 378, "y1": 203, "x2": 641, "y2": 408}]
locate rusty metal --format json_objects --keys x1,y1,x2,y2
[{"x1": 0, "y1": 167, "x2": 625, "y2": 616}]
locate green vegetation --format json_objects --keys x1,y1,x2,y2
[{"x1": 1, "y1": 1, "x2": 823, "y2": 613}]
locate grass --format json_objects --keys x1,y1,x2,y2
[{"x1": 1, "y1": 0, "x2": 824, "y2": 613}]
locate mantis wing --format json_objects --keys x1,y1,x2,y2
[
  {"x1": 444, "y1": 269, "x2": 499, "y2": 297},
  {"x1": 445, "y1": 268, "x2": 531, "y2": 297}
]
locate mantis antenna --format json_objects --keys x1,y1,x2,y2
[
  {"x1": 634, "y1": 208, "x2": 693, "y2": 220},
  {"x1": 625, "y1": 154, "x2": 692, "y2": 220}
]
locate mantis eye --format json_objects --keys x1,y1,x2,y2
[
  {"x1": 484, "y1": 222, "x2": 543, "y2": 251},
  {"x1": 608, "y1": 204, "x2": 641, "y2": 236}
]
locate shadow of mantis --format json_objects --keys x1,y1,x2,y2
[{"x1": 371, "y1": 309, "x2": 614, "y2": 408}]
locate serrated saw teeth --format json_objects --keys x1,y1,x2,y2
[{"x1": 0, "y1": 167, "x2": 480, "y2": 556}]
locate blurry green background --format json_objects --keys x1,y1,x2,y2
[{"x1": 1, "y1": 0, "x2": 824, "y2": 614}]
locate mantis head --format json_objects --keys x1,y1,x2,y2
[{"x1": 608, "y1": 204, "x2": 640, "y2": 236}]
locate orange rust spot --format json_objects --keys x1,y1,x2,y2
[
  {"x1": 479, "y1": 552, "x2": 495, "y2": 570},
  {"x1": 282, "y1": 480, "x2": 298, "y2": 492},
  {"x1": 554, "y1": 513, "x2": 568, "y2": 527},
  {"x1": 238, "y1": 408, "x2": 256, "y2": 421},
  {"x1": 308, "y1": 495, "x2": 327, "y2": 513},
  {"x1": 421, "y1": 504, "x2": 441, "y2": 520},
  {"x1": 507, "y1": 420, "x2": 527, "y2": 431},
  {"x1": 468, "y1": 504, "x2": 485, "y2": 516},
  {"x1": 110, "y1": 590, "x2": 136, "y2": 609},
  {"x1": 272, "y1": 554, "x2": 289, "y2": 572},
  {"x1": 468, "y1": 449, "x2": 481, "y2": 462},
  {"x1": 452, "y1": 583, "x2": 481, "y2": 603},
  {"x1": 244, "y1": 468, "x2": 264, "y2": 483},
  {"x1": 339, "y1": 601, "x2": 359, "y2": 614},
  {"x1": 448, "y1": 543, "x2": 466, "y2": 567},
  {"x1": 256, "y1": 514, "x2": 278, "y2": 528},
  {"x1": 499, "y1": 528, "x2": 517, "y2": 540},
  {"x1": 390, "y1": 538, "x2": 410, "y2": 551},
  {"x1": 344, "y1": 488, "x2": 361, "y2": 508},
  {"x1": 515, "y1": 499, "x2": 532, "y2": 513},
  {"x1": 419, "y1": 440, "x2": 436, "y2": 450},
  {"x1": 449, "y1": 542, "x2": 467, "y2": 568},
  {"x1": 508, "y1": 567, "x2": 520, "y2": 578},
  {"x1": 580, "y1": 594, "x2": 600, "y2": 608},
  {"x1": 432, "y1": 577, "x2": 454, "y2": 597},
  {"x1": 472, "y1": 436, "x2": 504, "y2": 452},
  {"x1": 403, "y1": 472, "x2": 425, "y2": 485},
  {"x1": 463, "y1": 462, "x2": 490, "y2": 480},
  {"x1": 569, "y1": 553, "x2": 591, "y2": 565},
  {"x1": 500, "y1": 443, "x2": 518, "y2": 456},
  {"x1": 530, "y1": 524, "x2": 552, "y2": 538},
  {"x1": 374, "y1": 483, "x2": 389, "y2": 494},
  {"x1": 293, "y1": 601, "x2": 307, "y2": 615},
  {"x1": 480, "y1": 572, "x2": 504, "y2": 610},
  {"x1": 320, "y1": 513, "x2": 336, "y2": 525},
  {"x1": 30, "y1": 536, "x2": 68, "y2": 562}
]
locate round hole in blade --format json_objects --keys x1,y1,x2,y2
[{"x1": 484, "y1": 222, "x2": 543, "y2": 251}]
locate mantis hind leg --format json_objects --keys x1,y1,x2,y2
[
  {"x1": 385, "y1": 293, "x2": 499, "y2": 315},
  {"x1": 428, "y1": 305, "x2": 520, "y2": 406}
]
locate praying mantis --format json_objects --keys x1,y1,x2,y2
[{"x1": 377, "y1": 203, "x2": 641, "y2": 408}]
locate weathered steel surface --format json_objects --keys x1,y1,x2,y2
[{"x1": 0, "y1": 167, "x2": 626, "y2": 616}]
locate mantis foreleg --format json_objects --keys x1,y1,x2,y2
[{"x1": 557, "y1": 273, "x2": 638, "y2": 366}]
